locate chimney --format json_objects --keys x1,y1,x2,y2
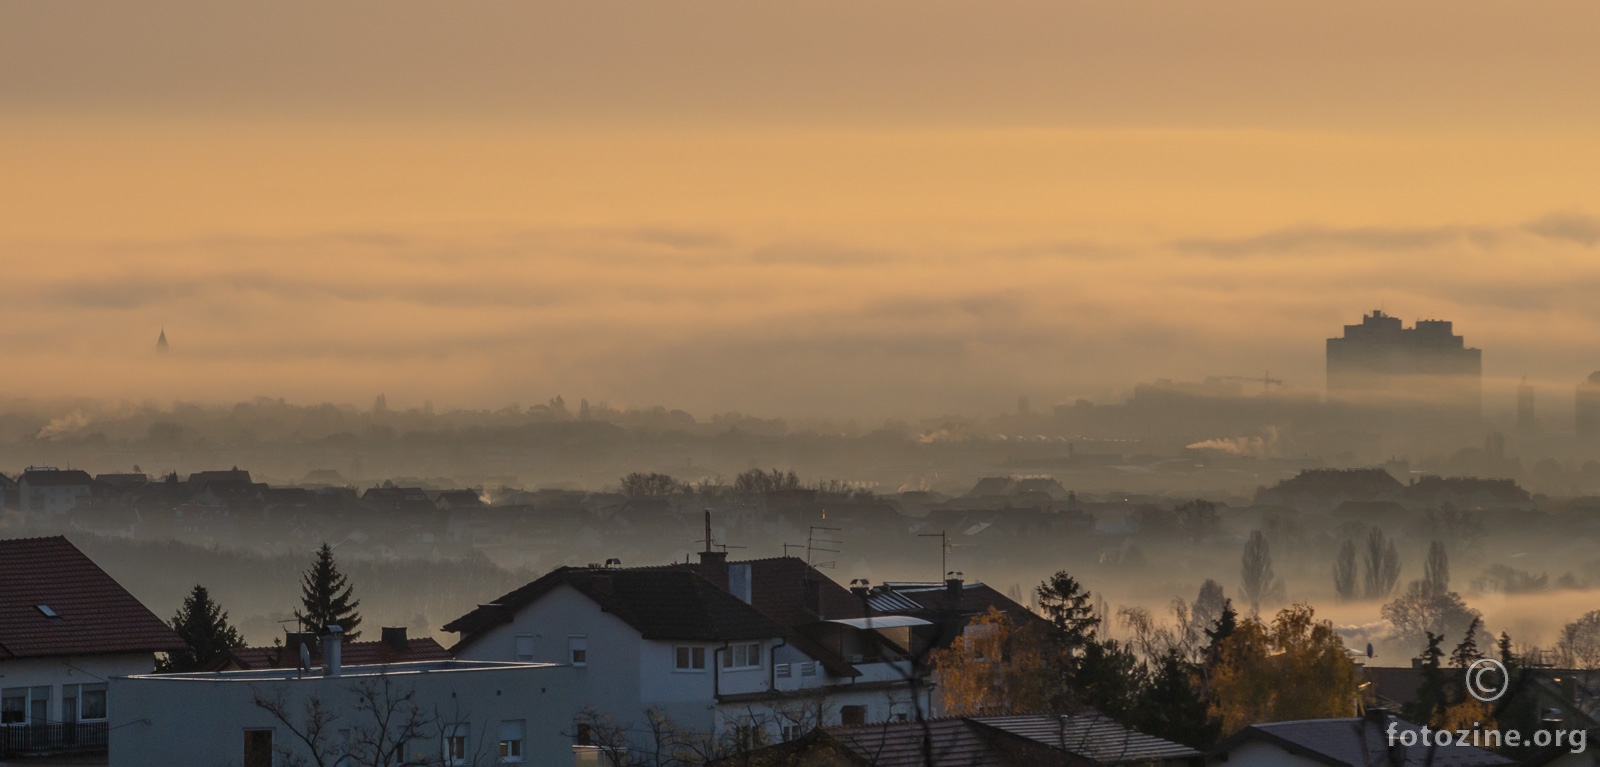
[
  {"x1": 699, "y1": 550, "x2": 728, "y2": 567},
  {"x1": 284, "y1": 631, "x2": 316, "y2": 666},
  {"x1": 849, "y1": 578, "x2": 870, "y2": 600},
  {"x1": 945, "y1": 574, "x2": 964, "y2": 600},
  {"x1": 382, "y1": 626, "x2": 408, "y2": 652},
  {"x1": 322, "y1": 625, "x2": 343, "y2": 678}
]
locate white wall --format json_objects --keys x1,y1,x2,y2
[
  {"x1": 109, "y1": 662, "x2": 577, "y2": 767},
  {"x1": 0, "y1": 653, "x2": 156, "y2": 724}
]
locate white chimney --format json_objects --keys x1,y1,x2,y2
[{"x1": 322, "y1": 625, "x2": 343, "y2": 678}]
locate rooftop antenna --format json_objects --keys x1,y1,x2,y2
[
  {"x1": 806, "y1": 526, "x2": 841, "y2": 569},
  {"x1": 918, "y1": 530, "x2": 972, "y2": 583},
  {"x1": 700, "y1": 508, "x2": 715, "y2": 553},
  {"x1": 783, "y1": 542, "x2": 805, "y2": 558}
]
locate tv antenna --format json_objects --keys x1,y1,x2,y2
[
  {"x1": 807, "y1": 526, "x2": 841, "y2": 569},
  {"x1": 917, "y1": 530, "x2": 971, "y2": 582}
]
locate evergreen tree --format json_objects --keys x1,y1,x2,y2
[
  {"x1": 1203, "y1": 599, "x2": 1238, "y2": 672},
  {"x1": 1498, "y1": 631, "x2": 1516, "y2": 666},
  {"x1": 295, "y1": 543, "x2": 363, "y2": 639},
  {"x1": 157, "y1": 584, "x2": 246, "y2": 673},
  {"x1": 1036, "y1": 571, "x2": 1101, "y2": 649},
  {"x1": 1404, "y1": 631, "x2": 1447, "y2": 725},
  {"x1": 1073, "y1": 638, "x2": 1147, "y2": 723},
  {"x1": 1451, "y1": 616, "x2": 1483, "y2": 669},
  {"x1": 1137, "y1": 650, "x2": 1223, "y2": 749}
]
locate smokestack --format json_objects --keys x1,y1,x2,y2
[
  {"x1": 382, "y1": 626, "x2": 408, "y2": 652},
  {"x1": 322, "y1": 625, "x2": 343, "y2": 678}
]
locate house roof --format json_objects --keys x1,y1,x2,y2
[
  {"x1": 761, "y1": 712, "x2": 1201, "y2": 767},
  {"x1": 0, "y1": 536, "x2": 186, "y2": 659},
  {"x1": 676, "y1": 556, "x2": 870, "y2": 626},
  {"x1": 970, "y1": 712, "x2": 1202, "y2": 764},
  {"x1": 18, "y1": 469, "x2": 94, "y2": 487},
  {"x1": 1212, "y1": 714, "x2": 1512, "y2": 767},
  {"x1": 221, "y1": 637, "x2": 451, "y2": 670},
  {"x1": 444, "y1": 567, "x2": 798, "y2": 649}
]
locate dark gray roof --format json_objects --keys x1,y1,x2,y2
[
  {"x1": 972, "y1": 713, "x2": 1202, "y2": 763},
  {"x1": 1215, "y1": 715, "x2": 1512, "y2": 767}
]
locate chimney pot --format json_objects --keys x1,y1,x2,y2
[
  {"x1": 945, "y1": 576, "x2": 963, "y2": 600},
  {"x1": 322, "y1": 625, "x2": 343, "y2": 678},
  {"x1": 382, "y1": 626, "x2": 408, "y2": 652},
  {"x1": 699, "y1": 550, "x2": 728, "y2": 566}
]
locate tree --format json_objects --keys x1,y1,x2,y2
[
  {"x1": 254, "y1": 678, "x2": 488, "y2": 767},
  {"x1": 732, "y1": 469, "x2": 801, "y2": 504},
  {"x1": 1380, "y1": 580, "x2": 1482, "y2": 655},
  {"x1": 1203, "y1": 599, "x2": 1238, "y2": 672},
  {"x1": 1239, "y1": 531, "x2": 1283, "y2": 615},
  {"x1": 1424, "y1": 540, "x2": 1450, "y2": 596},
  {"x1": 158, "y1": 584, "x2": 246, "y2": 673},
  {"x1": 1332, "y1": 540, "x2": 1358, "y2": 602},
  {"x1": 296, "y1": 543, "x2": 363, "y2": 639},
  {"x1": 1402, "y1": 631, "x2": 1447, "y2": 725},
  {"x1": 1209, "y1": 604, "x2": 1361, "y2": 734},
  {"x1": 1450, "y1": 616, "x2": 1482, "y2": 669},
  {"x1": 620, "y1": 472, "x2": 682, "y2": 499},
  {"x1": 1191, "y1": 579, "x2": 1227, "y2": 635},
  {"x1": 1363, "y1": 527, "x2": 1402, "y2": 599},
  {"x1": 1556, "y1": 609, "x2": 1600, "y2": 668},
  {"x1": 1036, "y1": 571, "x2": 1101, "y2": 649},
  {"x1": 1137, "y1": 650, "x2": 1222, "y2": 749},
  {"x1": 929, "y1": 607, "x2": 1059, "y2": 715}
]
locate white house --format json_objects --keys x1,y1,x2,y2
[
  {"x1": 444, "y1": 557, "x2": 932, "y2": 753},
  {"x1": 111, "y1": 635, "x2": 580, "y2": 767},
  {"x1": 17, "y1": 468, "x2": 94, "y2": 514},
  {"x1": 0, "y1": 536, "x2": 186, "y2": 761}
]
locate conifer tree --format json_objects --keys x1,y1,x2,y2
[
  {"x1": 295, "y1": 543, "x2": 363, "y2": 639},
  {"x1": 158, "y1": 584, "x2": 245, "y2": 672},
  {"x1": 1137, "y1": 650, "x2": 1222, "y2": 749}
]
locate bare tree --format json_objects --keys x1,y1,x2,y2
[
  {"x1": 1363, "y1": 527, "x2": 1402, "y2": 599},
  {"x1": 254, "y1": 681, "x2": 493, "y2": 767},
  {"x1": 1240, "y1": 531, "x2": 1282, "y2": 615},
  {"x1": 1423, "y1": 540, "x2": 1450, "y2": 596},
  {"x1": 1332, "y1": 539, "x2": 1358, "y2": 602},
  {"x1": 252, "y1": 687, "x2": 341, "y2": 767}
]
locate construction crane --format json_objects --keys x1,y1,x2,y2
[{"x1": 1210, "y1": 372, "x2": 1284, "y2": 393}]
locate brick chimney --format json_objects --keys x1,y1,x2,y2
[
  {"x1": 382, "y1": 626, "x2": 408, "y2": 652},
  {"x1": 945, "y1": 575, "x2": 964, "y2": 600}
]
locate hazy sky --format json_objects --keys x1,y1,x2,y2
[{"x1": 5, "y1": 1, "x2": 1600, "y2": 418}]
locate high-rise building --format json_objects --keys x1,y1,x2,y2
[
  {"x1": 1517, "y1": 376, "x2": 1536, "y2": 435},
  {"x1": 1325, "y1": 310, "x2": 1481, "y2": 446},
  {"x1": 1578, "y1": 372, "x2": 1600, "y2": 445}
]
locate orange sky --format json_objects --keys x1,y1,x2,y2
[{"x1": 4, "y1": 1, "x2": 1600, "y2": 418}]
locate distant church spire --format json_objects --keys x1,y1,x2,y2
[{"x1": 156, "y1": 327, "x2": 169, "y2": 353}]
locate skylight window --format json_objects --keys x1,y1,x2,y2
[{"x1": 35, "y1": 605, "x2": 59, "y2": 618}]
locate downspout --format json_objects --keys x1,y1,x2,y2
[
  {"x1": 713, "y1": 643, "x2": 729, "y2": 699},
  {"x1": 769, "y1": 638, "x2": 787, "y2": 691}
]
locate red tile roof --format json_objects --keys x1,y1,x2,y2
[
  {"x1": 220, "y1": 637, "x2": 452, "y2": 670},
  {"x1": 0, "y1": 536, "x2": 186, "y2": 659}
]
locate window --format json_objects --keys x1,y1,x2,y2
[
  {"x1": 800, "y1": 661, "x2": 818, "y2": 677},
  {"x1": 1, "y1": 689, "x2": 24, "y2": 725},
  {"x1": 569, "y1": 636, "x2": 588, "y2": 666},
  {"x1": 515, "y1": 635, "x2": 535, "y2": 662},
  {"x1": 840, "y1": 706, "x2": 867, "y2": 726},
  {"x1": 79, "y1": 684, "x2": 107, "y2": 720},
  {"x1": 781, "y1": 723, "x2": 803, "y2": 742},
  {"x1": 28, "y1": 687, "x2": 48, "y2": 725},
  {"x1": 674, "y1": 646, "x2": 706, "y2": 671},
  {"x1": 774, "y1": 662, "x2": 791, "y2": 679},
  {"x1": 444, "y1": 723, "x2": 469, "y2": 766},
  {"x1": 244, "y1": 729, "x2": 274, "y2": 767},
  {"x1": 722, "y1": 642, "x2": 761, "y2": 669},
  {"x1": 499, "y1": 720, "x2": 525, "y2": 762}
]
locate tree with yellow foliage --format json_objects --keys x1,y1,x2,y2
[
  {"x1": 929, "y1": 607, "x2": 1061, "y2": 715},
  {"x1": 1209, "y1": 603, "x2": 1362, "y2": 734}
]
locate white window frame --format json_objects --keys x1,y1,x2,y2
[
  {"x1": 674, "y1": 645, "x2": 706, "y2": 672},
  {"x1": 444, "y1": 723, "x2": 470, "y2": 766},
  {"x1": 498, "y1": 719, "x2": 525, "y2": 763},
  {"x1": 569, "y1": 636, "x2": 588, "y2": 667},
  {"x1": 722, "y1": 642, "x2": 762, "y2": 670},
  {"x1": 514, "y1": 634, "x2": 535, "y2": 662}
]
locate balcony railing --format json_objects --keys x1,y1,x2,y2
[{"x1": 0, "y1": 721, "x2": 110, "y2": 757}]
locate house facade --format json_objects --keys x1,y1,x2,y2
[
  {"x1": 0, "y1": 536, "x2": 186, "y2": 760},
  {"x1": 17, "y1": 468, "x2": 94, "y2": 514},
  {"x1": 445, "y1": 563, "x2": 930, "y2": 752},
  {"x1": 111, "y1": 655, "x2": 578, "y2": 767}
]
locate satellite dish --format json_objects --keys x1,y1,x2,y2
[
  {"x1": 1367, "y1": 643, "x2": 1374, "y2": 659},
  {"x1": 300, "y1": 642, "x2": 312, "y2": 673}
]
